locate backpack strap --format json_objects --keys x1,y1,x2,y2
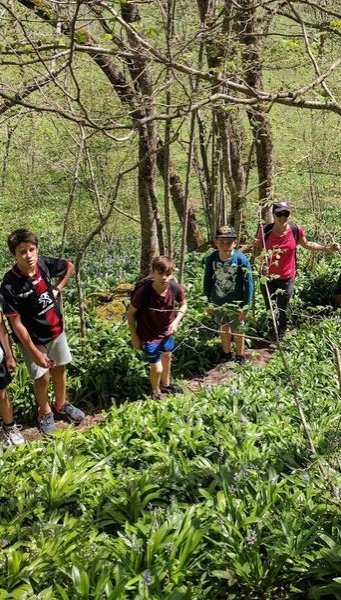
[
  {"x1": 37, "y1": 256, "x2": 51, "y2": 284},
  {"x1": 136, "y1": 278, "x2": 153, "y2": 318},
  {"x1": 169, "y1": 280, "x2": 182, "y2": 299},
  {"x1": 264, "y1": 223, "x2": 274, "y2": 243},
  {"x1": 209, "y1": 250, "x2": 219, "y2": 277},
  {"x1": 289, "y1": 222, "x2": 300, "y2": 244},
  {"x1": 262, "y1": 222, "x2": 299, "y2": 245}
]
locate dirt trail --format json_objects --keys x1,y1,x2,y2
[
  {"x1": 185, "y1": 345, "x2": 275, "y2": 391},
  {"x1": 16, "y1": 345, "x2": 275, "y2": 442},
  {"x1": 21, "y1": 412, "x2": 105, "y2": 442}
]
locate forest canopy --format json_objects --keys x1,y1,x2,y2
[{"x1": 1, "y1": 0, "x2": 341, "y2": 276}]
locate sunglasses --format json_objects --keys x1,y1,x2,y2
[{"x1": 276, "y1": 211, "x2": 290, "y2": 217}]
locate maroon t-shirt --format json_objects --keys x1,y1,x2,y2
[{"x1": 133, "y1": 283, "x2": 185, "y2": 344}]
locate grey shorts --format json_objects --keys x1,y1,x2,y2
[
  {"x1": 19, "y1": 331, "x2": 72, "y2": 380},
  {"x1": 213, "y1": 305, "x2": 245, "y2": 333}
]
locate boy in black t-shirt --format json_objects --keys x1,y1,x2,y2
[{"x1": 1, "y1": 229, "x2": 84, "y2": 435}]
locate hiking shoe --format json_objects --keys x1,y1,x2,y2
[
  {"x1": 151, "y1": 391, "x2": 162, "y2": 400},
  {"x1": 235, "y1": 355, "x2": 246, "y2": 365},
  {"x1": 38, "y1": 412, "x2": 56, "y2": 435},
  {"x1": 55, "y1": 403, "x2": 85, "y2": 423},
  {"x1": 160, "y1": 383, "x2": 183, "y2": 395},
  {"x1": 2, "y1": 424, "x2": 25, "y2": 450},
  {"x1": 220, "y1": 351, "x2": 234, "y2": 363}
]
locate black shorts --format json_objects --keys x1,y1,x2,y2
[{"x1": 0, "y1": 357, "x2": 11, "y2": 391}]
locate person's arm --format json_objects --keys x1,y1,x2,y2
[
  {"x1": 126, "y1": 304, "x2": 141, "y2": 350},
  {"x1": 53, "y1": 260, "x2": 74, "y2": 298},
  {"x1": 298, "y1": 236, "x2": 339, "y2": 252},
  {"x1": 7, "y1": 314, "x2": 53, "y2": 368},
  {"x1": 253, "y1": 239, "x2": 263, "y2": 258},
  {"x1": 0, "y1": 316, "x2": 16, "y2": 371},
  {"x1": 203, "y1": 254, "x2": 214, "y2": 299},
  {"x1": 242, "y1": 257, "x2": 254, "y2": 316},
  {"x1": 167, "y1": 298, "x2": 187, "y2": 335}
]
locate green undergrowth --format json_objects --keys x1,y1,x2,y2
[
  {"x1": 0, "y1": 317, "x2": 341, "y2": 598},
  {"x1": 7, "y1": 250, "x2": 341, "y2": 421}
]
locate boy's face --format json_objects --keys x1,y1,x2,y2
[
  {"x1": 13, "y1": 242, "x2": 39, "y2": 273},
  {"x1": 216, "y1": 237, "x2": 237, "y2": 253},
  {"x1": 152, "y1": 268, "x2": 173, "y2": 289}
]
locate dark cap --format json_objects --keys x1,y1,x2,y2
[
  {"x1": 215, "y1": 225, "x2": 237, "y2": 238},
  {"x1": 273, "y1": 201, "x2": 291, "y2": 215}
]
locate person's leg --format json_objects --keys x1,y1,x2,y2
[
  {"x1": 142, "y1": 341, "x2": 162, "y2": 394},
  {"x1": 276, "y1": 279, "x2": 294, "y2": 336},
  {"x1": 0, "y1": 389, "x2": 13, "y2": 424},
  {"x1": 159, "y1": 338, "x2": 182, "y2": 394},
  {"x1": 333, "y1": 293, "x2": 341, "y2": 308},
  {"x1": 333, "y1": 274, "x2": 341, "y2": 307},
  {"x1": 18, "y1": 345, "x2": 55, "y2": 434},
  {"x1": 150, "y1": 360, "x2": 162, "y2": 394},
  {"x1": 19, "y1": 343, "x2": 51, "y2": 413},
  {"x1": 230, "y1": 309, "x2": 246, "y2": 362},
  {"x1": 160, "y1": 352, "x2": 171, "y2": 387},
  {"x1": 220, "y1": 323, "x2": 232, "y2": 353},
  {"x1": 45, "y1": 333, "x2": 83, "y2": 422},
  {"x1": 235, "y1": 331, "x2": 245, "y2": 356},
  {"x1": 260, "y1": 281, "x2": 273, "y2": 312},
  {"x1": 159, "y1": 336, "x2": 175, "y2": 388},
  {"x1": 34, "y1": 372, "x2": 51, "y2": 415},
  {"x1": 0, "y1": 388, "x2": 25, "y2": 448},
  {"x1": 50, "y1": 365, "x2": 67, "y2": 411},
  {"x1": 261, "y1": 280, "x2": 279, "y2": 338}
]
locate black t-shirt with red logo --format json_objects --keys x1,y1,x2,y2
[{"x1": 1, "y1": 255, "x2": 70, "y2": 345}]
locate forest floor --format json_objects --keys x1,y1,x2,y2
[{"x1": 20, "y1": 343, "x2": 276, "y2": 442}]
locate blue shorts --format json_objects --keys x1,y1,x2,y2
[{"x1": 142, "y1": 336, "x2": 175, "y2": 364}]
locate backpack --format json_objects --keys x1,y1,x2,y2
[
  {"x1": 263, "y1": 222, "x2": 299, "y2": 244},
  {"x1": 130, "y1": 277, "x2": 182, "y2": 319}
]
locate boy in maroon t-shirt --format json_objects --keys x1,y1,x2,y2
[
  {"x1": 127, "y1": 256, "x2": 187, "y2": 398},
  {"x1": 1, "y1": 229, "x2": 84, "y2": 435}
]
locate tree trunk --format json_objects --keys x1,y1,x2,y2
[
  {"x1": 138, "y1": 130, "x2": 160, "y2": 274},
  {"x1": 236, "y1": 1, "x2": 275, "y2": 224},
  {"x1": 196, "y1": 0, "x2": 248, "y2": 238},
  {"x1": 156, "y1": 139, "x2": 204, "y2": 251}
]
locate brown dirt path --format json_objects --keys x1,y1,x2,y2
[
  {"x1": 185, "y1": 345, "x2": 275, "y2": 391},
  {"x1": 17, "y1": 345, "x2": 276, "y2": 442}
]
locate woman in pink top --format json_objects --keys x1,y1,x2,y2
[{"x1": 256, "y1": 201, "x2": 339, "y2": 338}]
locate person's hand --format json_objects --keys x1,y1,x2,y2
[
  {"x1": 5, "y1": 355, "x2": 16, "y2": 372},
  {"x1": 131, "y1": 335, "x2": 141, "y2": 350},
  {"x1": 35, "y1": 352, "x2": 54, "y2": 369},
  {"x1": 52, "y1": 286, "x2": 61, "y2": 299},
  {"x1": 166, "y1": 320, "x2": 179, "y2": 335},
  {"x1": 328, "y1": 242, "x2": 341, "y2": 252}
]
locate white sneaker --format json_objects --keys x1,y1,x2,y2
[{"x1": 2, "y1": 424, "x2": 25, "y2": 450}]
